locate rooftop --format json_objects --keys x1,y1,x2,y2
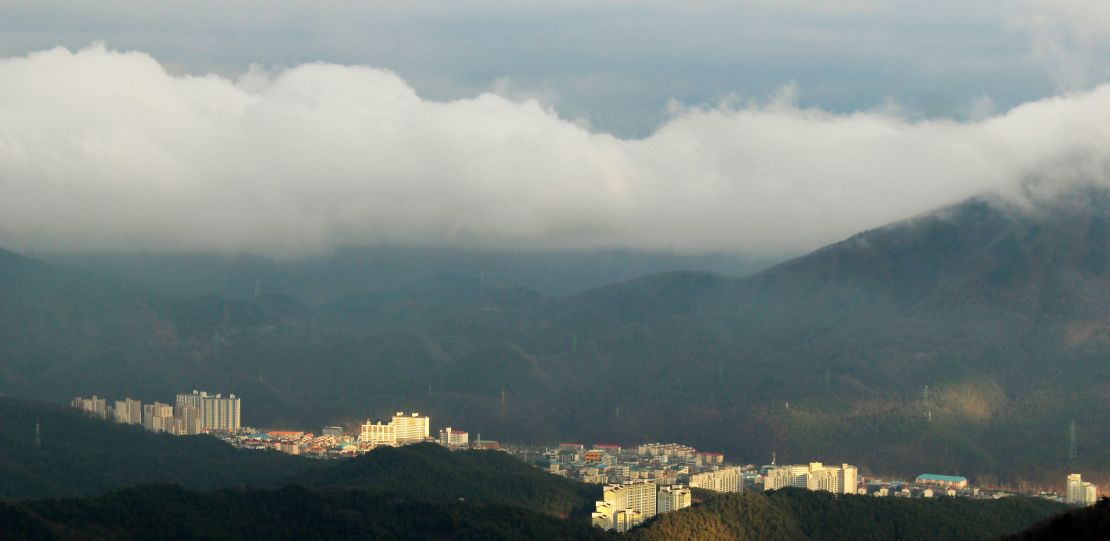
[{"x1": 916, "y1": 474, "x2": 968, "y2": 483}]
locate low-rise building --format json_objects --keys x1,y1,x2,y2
[
  {"x1": 915, "y1": 474, "x2": 969, "y2": 490},
  {"x1": 438, "y1": 427, "x2": 469, "y2": 448}
]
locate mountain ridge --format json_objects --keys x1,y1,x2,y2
[{"x1": 2, "y1": 186, "x2": 1110, "y2": 483}]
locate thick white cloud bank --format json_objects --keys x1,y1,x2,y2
[{"x1": 1, "y1": 44, "x2": 1110, "y2": 257}]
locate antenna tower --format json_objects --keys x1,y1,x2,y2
[{"x1": 1068, "y1": 420, "x2": 1077, "y2": 460}]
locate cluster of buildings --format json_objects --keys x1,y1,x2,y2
[
  {"x1": 219, "y1": 411, "x2": 487, "y2": 457},
  {"x1": 1066, "y1": 473, "x2": 1100, "y2": 506},
  {"x1": 541, "y1": 442, "x2": 748, "y2": 488},
  {"x1": 70, "y1": 396, "x2": 1104, "y2": 517},
  {"x1": 519, "y1": 441, "x2": 1073, "y2": 531},
  {"x1": 861, "y1": 474, "x2": 971, "y2": 498},
  {"x1": 71, "y1": 390, "x2": 240, "y2": 435},
  {"x1": 560, "y1": 444, "x2": 862, "y2": 532}
]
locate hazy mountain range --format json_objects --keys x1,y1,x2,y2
[{"x1": 2, "y1": 185, "x2": 1109, "y2": 485}]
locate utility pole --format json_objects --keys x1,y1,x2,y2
[{"x1": 1068, "y1": 420, "x2": 1077, "y2": 460}]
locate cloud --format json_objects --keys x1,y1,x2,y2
[
  {"x1": 1015, "y1": 0, "x2": 1110, "y2": 90},
  {"x1": 1, "y1": 44, "x2": 1110, "y2": 257},
  {"x1": 0, "y1": 1, "x2": 1057, "y2": 136}
]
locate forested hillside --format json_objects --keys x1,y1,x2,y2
[
  {"x1": 4, "y1": 186, "x2": 1110, "y2": 483},
  {"x1": 0, "y1": 484, "x2": 616, "y2": 541},
  {"x1": 0, "y1": 484, "x2": 1072, "y2": 541},
  {"x1": 630, "y1": 488, "x2": 1067, "y2": 541},
  {"x1": 1001, "y1": 496, "x2": 1110, "y2": 540},
  {"x1": 293, "y1": 443, "x2": 598, "y2": 517},
  {"x1": 0, "y1": 397, "x2": 310, "y2": 501},
  {"x1": 0, "y1": 398, "x2": 599, "y2": 516}
]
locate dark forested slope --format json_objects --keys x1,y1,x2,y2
[
  {"x1": 293, "y1": 443, "x2": 598, "y2": 517},
  {"x1": 1, "y1": 484, "x2": 616, "y2": 541},
  {"x1": 630, "y1": 488, "x2": 1068, "y2": 541},
  {"x1": 0, "y1": 397, "x2": 311, "y2": 501}
]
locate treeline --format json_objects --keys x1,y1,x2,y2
[
  {"x1": 0, "y1": 484, "x2": 617, "y2": 541},
  {"x1": 629, "y1": 488, "x2": 1069, "y2": 541},
  {"x1": 1, "y1": 484, "x2": 1081, "y2": 541},
  {"x1": 1000, "y1": 497, "x2": 1109, "y2": 541},
  {"x1": 292, "y1": 443, "x2": 599, "y2": 517}
]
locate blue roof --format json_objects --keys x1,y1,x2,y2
[{"x1": 917, "y1": 474, "x2": 967, "y2": 482}]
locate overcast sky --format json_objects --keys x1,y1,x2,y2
[{"x1": 1, "y1": 1, "x2": 1110, "y2": 257}]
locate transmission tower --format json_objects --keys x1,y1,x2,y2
[{"x1": 1068, "y1": 420, "x2": 1077, "y2": 460}]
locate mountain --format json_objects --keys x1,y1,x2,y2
[
  {"x1": 628, "y1": 488, "x2": 1068, "y2": 541},
  {"x1": 38, "y1": 246, "x2": 775, "y2": 304},
  {"x1": 3, "y1": 185, "x2": 1110, "y2": 483}
]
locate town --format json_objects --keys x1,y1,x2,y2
[{"x1": 72, "y1": 393, "x2": 1102, "y2": 532}]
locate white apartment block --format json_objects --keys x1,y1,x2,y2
[
  {"x1": 360, "y1": 421, "x2": 396, "y2": 446},
  {"x1": 764, "y1": 462, "x2": 857, "y2": 494},
  {"x1": 592, "y1": 502, "x2": 643, "y2": 533},
  {"x1": 689, "y1": 467, "x2": 743, "y2": 493},
  {"x1": 1066, "y1": 473, "x2": 1100, "y2": 506},
  {"x1": 71, "y1": 395, "x2": 109, "y2": 420},
  {"x1": 176, "y1": 390, "x2": 241, "y2": 432},
  {"x1": 657, "y1": 485, "x2": 692, "y2": 514},
  {"x1": 176, "y1": 390, "x2": 205, "y2": 411},
  {"x1": 359, "y1": 412, "x2": 431, "y2": 447},
  {"x1": 201, "y1": 394, "x2": 241, "y2": 431},
  {"x1": 174, "y1": 404, "x2": 202, "y2": 435},
  {"x1": 114, "y1": 398, "x2": 142, "y2": 425},
  {"x1": 392, "y1": 412, "x2": 430, "y2": 444},
  {"x1": 143, "y1": 402, "x2": 174, "y2": 433},
  {"x1": 593, "y1": 481, "x2": 657, "y2": 532}
]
